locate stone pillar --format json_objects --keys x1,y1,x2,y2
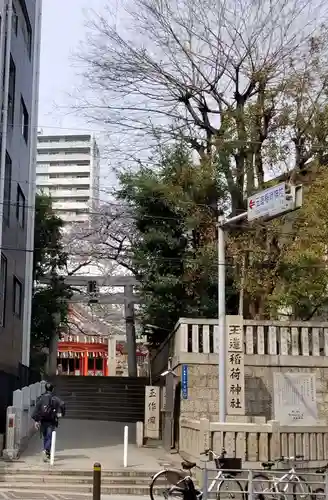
[
  {"x1": 124, "y1": 285, "x2": 137, "y2": 377},
  {"x1": 47, "y1": 335, "x2": 58, "y2": 376},
  {"x1": 107, "y1": 335, "x2": 117, "y2": 376}
]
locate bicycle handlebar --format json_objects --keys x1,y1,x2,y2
[
  {"x1": 275, "y1": 455, "x2": 304, "y2": 462},
  {"x1": 316, "y1": 463, "x2": 328, "y2": 474},
  {"x1": 200, "y1": 448, "x2": 227, "y2": 459}
]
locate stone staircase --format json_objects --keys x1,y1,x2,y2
[
  {"x1": 52, "y1": 376, "x2": 147, "y2": 422},
  {"x1": 0, "y1": 467, "x2": 164, "y2": 496}
]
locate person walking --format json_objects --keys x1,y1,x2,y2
[{"x1": 32, "y1": 382, "x2": 65, "y2": 462}]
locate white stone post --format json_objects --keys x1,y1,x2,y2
[
  {"x1": 12, "y1": 389, "x2": 23, "y2": 449},
  {"x1": 3, "y1": 407, "x2": 18, "y2": 460}
]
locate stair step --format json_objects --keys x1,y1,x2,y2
[
  {"x1": 0, "y1": 469, "x2": 158, "y2": 477},
  {"x1": 0, "y1": 483, "x2": 162, "y2": 495},
  {"x1": 65, "y1": 408, "x2": 144, "y2": 416},
  {"x1": 64, "y1": 415, "x2": 143, "y2": 422},
  {"x1": 0, "y1": 475, "x2": 161, "y2": 485},
  {"x1": 64, "y1": 407, "x2": 144, "y2": 413},
  {"x1": 63, "y1": 399, "x2": 144, "y2": 405}
]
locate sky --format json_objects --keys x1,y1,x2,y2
[
  {"x1": 38, "y1": 0, "x2": 107, "y2": 137},
  {"x1": 38, "y1": 0, "x2": 118, "y2": 195}
]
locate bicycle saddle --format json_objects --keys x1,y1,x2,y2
[
  {"x1": 181, "y1": 460, "x2": 197, "y2": 470},
  {"x1": 262, "y1": 461, "x2": 275, "y2": 469}
]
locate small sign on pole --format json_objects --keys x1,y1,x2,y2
[
  {"x1": 181, "y1": 364, "x2": 188, "y2": 399},
  {"x1": 144, "y1": 386, "x2": 160, "y2": 439},
  {"x1": 247, "y1": 182, "x2": 302, "y2": 222}
]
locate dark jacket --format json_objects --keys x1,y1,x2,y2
[{"x1": 32, "y1": 391, "x2": 65, "y2": 426}]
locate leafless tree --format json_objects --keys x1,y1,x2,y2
[
  {"x1": 77, "y1": 0, "x2": 328, "y2": 213},
  {"x1": 63, "y1": 202, "x2": 137, "y2": 273}
]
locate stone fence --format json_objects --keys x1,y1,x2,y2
[
  {"x1": 2, "y1": 380, "x2": 46, "y2": 459},
  {"x1": 174, "y1": 318, "x2": 328, "y2": 357},
  {"x1": 180, "y1": 417, "x2": 328, "y2": 469}
]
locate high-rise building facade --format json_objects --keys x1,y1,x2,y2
[
  {"x1": 36, "y1": 134, "x2": 100, "y2": 224},
  {"x1": 0, "y1": 0, "x2": 42, "y2": 375}
]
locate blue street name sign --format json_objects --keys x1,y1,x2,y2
[{"x1": 181, "y1": 364, "x2": 188, "y2": 400}]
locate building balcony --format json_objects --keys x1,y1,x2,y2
[
  {"x1": 60, "y1": 213, "x2": 90, "y2": 223},
  {"x1": 37, "y1": 141, "x2": 91, "y2": 150},
  {"x1": 36, "y1": 177, "x2": 91, "y2": 186},
  {"x1": 50, "y1": 189, "x2": 91, "y2": 198},
  {"x1": 52, "y1": 201, "x2": 89, "y2": 211},
  {"x1": 36, "y1": 165, "x2": 91, "y2": 175},
  {"x1": 36, "y1": 153, "x2": 91, "y2": 162}
]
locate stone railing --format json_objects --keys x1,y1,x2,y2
[
  {"x1": 174, "y1": 318, "x2": 328, "y2": 357},
  {"x1": 3, "y1": 380, "x2": 46, "y2": 459},
  {"x1": 180, "y1": 417, "x2": 328, "y2": 468}
]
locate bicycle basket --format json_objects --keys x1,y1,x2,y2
[{"x1": 215, "y1": 457, "x2": 242, "y2": 476}]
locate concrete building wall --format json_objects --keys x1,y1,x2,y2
[{"x1": 0, "y1": 0, "x2": 41, "y2": 373}]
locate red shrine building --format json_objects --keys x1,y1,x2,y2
[{"x1": 56, "y1": 307, "x2": 149, "y2": 376}]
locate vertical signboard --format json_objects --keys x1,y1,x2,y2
[
  {"x1": 144, "y1": 386, "x2": 160, "y2": 439},
  {"x1": 226, "y1": 316, "x2": 245, "y2": 415},
  {"x1": 181, "y1": 364, "x2": 188, "y2": 400}
]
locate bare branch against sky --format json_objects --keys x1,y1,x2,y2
[{"x1": 76, "y1": 0, "x2": 328, "y2": 172}]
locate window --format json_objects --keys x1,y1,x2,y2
[
  {"x1": 3, "y1": 153, "x2": 12, "y2": 226},
  {"x1": 12, "y1": 3, "x2": 18, "y2": 35},
  {"x1": 20, "y1": 96, "x2": 29, "y2": 142},
  {"x1": 16, "y1": 185, "x2": 25, "y2": 227},
  {"x1": 0, "y1": 255, "x2": 7, "y2": 327},
  {"x1": 13, "y1": 277, "x2": 23, "y2": 318},
  {"x1": 8, "y1": 56, "x2": 16, "y2": 127},
  {"x1": 20, "y1": 6, "x2": 32, "y2": 58}
]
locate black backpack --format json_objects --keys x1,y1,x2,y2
[{"x1": 39, "y1": 393, "x2": 56, "y2": 422}]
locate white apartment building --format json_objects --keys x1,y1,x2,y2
[{"x1": 36, "y1": 133, "x2": 100, "y2": 224}]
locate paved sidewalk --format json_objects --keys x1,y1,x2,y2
[{"x1": 9, "y1": 419, "x2": 173, "y2": 470}]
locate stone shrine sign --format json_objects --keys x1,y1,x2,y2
[
  {"x1": 273, "y1": 372, "x2": 317, "y2": 425},
  {"x1": 226, "y1": 315, "x2": 245, "y2": 416},
  {"x1": 144, "y1": 386, "x2": 160, "y2": 438}
]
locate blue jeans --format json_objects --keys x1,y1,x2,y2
[{"x1": 42, "y1": 424, "x2": 54, "y2": 453}]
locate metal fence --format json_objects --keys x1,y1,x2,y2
[{"x1": 200, "y1": 465, "x2": 328, "y2": 500}]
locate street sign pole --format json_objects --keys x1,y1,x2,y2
[
  {"x1": 217, "y1": 182, "x2": 303, "y2": 422},
  {"x1": 218, "y1": 216, "x2": 226, "y2": 423},
  {"x1": 218, "y1": 211, "x2": 247, "y2": 422}
]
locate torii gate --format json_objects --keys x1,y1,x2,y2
[{"x1": 40, "y1": 275, "x2": 140, "y2": 377}]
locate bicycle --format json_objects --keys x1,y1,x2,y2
[
  {"x1": 250, "y1": 455, "x2": 312, "y2": 500},
  {"x1": 310, "y1": 463, "x2": 328, "y2": 500},
  {"x1": 149, "y1": 448, "x2": 244, "y2": 500}
]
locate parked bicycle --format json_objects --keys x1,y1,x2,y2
[
  {"x1": 250, "y1": 455, "x2": 312, "y2": 500},
  {"x1": 310, "y1": 463, "x2": 328, "y2": 500},
  {"x1": 149, "y1": 448, "x2": 244, "y2": 500}
]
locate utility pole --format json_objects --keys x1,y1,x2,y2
[{"x1": 218, "y1": 182, "x2": 303, "y2": 422}]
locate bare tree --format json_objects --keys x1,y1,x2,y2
[
  {"x1": 64, "y1": 203, "x2": 137, "y2": 273},
  {"x1": 77, "y1": 0, "x2": 328, "y2": 212}
]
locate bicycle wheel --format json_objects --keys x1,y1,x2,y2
[
  {"x1": 312, "y1": 488, "x2": 324, "y2": 500},
  {"x1": 251, "y1": 473, "x2": 271, "y2": 499},
  {"x1": 217, "y1": 475, "x2": 244, "y2": 500},
  {"x1": 150, "y1": 469, "x2": 186, "y2": 500},
  {"x1": 292, "y1": 477, "x2": 312, "y2": 500}
]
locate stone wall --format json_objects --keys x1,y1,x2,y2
[
  {"x1": 174, "y1": 354, "x2": 328, "y2": 422},
  {"x1": 180, "y1": 417, "x2": 328, "y2": 468}
]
